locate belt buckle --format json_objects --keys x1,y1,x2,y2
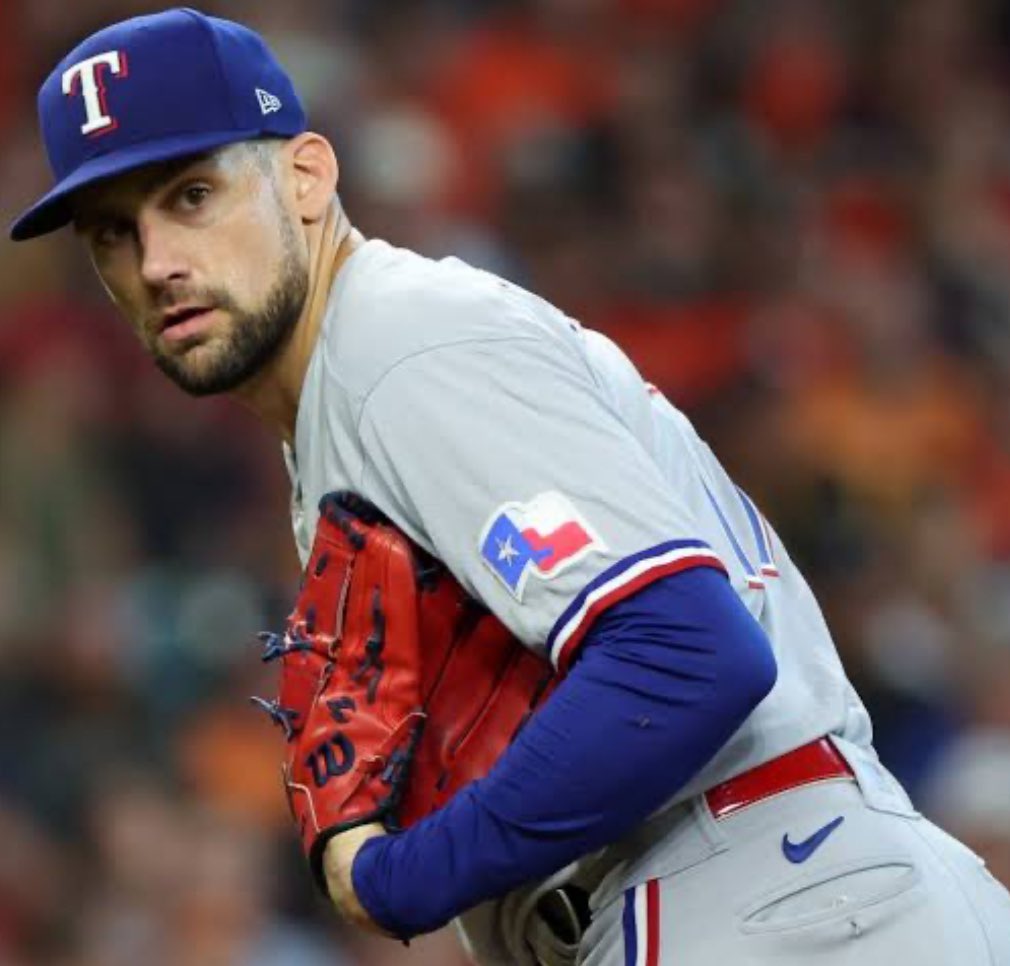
[{"x1": 528, "y1": 885, "x2": 591, "y2": 966}]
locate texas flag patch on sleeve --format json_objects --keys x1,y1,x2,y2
[{"x1": 479, "y1": 491, "x2": 605, "y2": 600}]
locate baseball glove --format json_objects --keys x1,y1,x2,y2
[{"x1": 253, "y1": 491, "x2": 556, "y2": 895}]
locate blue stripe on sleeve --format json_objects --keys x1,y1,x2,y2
[{"x1": 545, "y1": 538, "x2": 719, "y2": 657}]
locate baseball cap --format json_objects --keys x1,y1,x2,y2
[{"x1": 10, "y1": 7, "x2": 307, "y2": 242}]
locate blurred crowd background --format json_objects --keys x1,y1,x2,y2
[{"x1": 3, "y1": 0, "x2": 1010, "y2": 963}]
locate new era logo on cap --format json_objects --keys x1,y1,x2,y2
[{"x1": 256, "y1": 88, "x2": 282, "y2": 115}]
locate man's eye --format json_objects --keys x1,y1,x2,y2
[
  {"x1": 179, "y1": 184, "x2": 211, "y2": 209},
  {"x1": 93, "y1": 221, "x2": 131, "y2": 248}
]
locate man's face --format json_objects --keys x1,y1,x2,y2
[{"x1": 73, "y1": 142, "x2": 309, "y2": 396}]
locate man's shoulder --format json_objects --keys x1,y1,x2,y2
[{"x1": 322, "y1": 239, "x2": 560, "y2": 404}]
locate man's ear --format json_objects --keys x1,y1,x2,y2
[{"x1": 284, "y1": 132, "x2": 339, "y2": 224}]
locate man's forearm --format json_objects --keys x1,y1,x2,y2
[{"x1": 348, "y1": 567, "x2": 778, "y2": 938}]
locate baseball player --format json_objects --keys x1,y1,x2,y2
[{"x1": 12, "y1": 10, "x2": 1010, "y2": 965}]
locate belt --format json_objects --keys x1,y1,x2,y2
[
  {"x1": 704, "y1": 737, "x2": 855, "y2": 820},
  {"x1": 531, "y1": 737, "x2": 855, "y2": 965}
]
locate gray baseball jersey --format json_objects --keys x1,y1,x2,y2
[
  {"x1": 286, "y1": 238, "x2": 870, "y2": 792},
  {"x1": 284, "y1": 239, "x2": 1010, "y2": 964}
]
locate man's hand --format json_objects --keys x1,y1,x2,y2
[{"x1": 322, "y1": 823, "x2": 391, "y2": 935}]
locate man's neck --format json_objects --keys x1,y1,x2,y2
[{"x1": 234, "y1": 202, "x2": 363, "y2": 444}]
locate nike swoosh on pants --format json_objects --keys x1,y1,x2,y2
[{"x1": 781, "y1": 815, "x2": 845, "y2": 864}]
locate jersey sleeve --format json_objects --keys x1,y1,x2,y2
[{"x1": 357, "y1": 334, "x2": 727, "y2": 671}]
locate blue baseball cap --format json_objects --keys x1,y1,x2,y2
[{"x1": 10, "y1": 8, "x2": 307, "y2": 241}]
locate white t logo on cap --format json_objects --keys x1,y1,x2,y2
[{"x1": 62, "y1": 51, "x2": 128, "y2": 136}]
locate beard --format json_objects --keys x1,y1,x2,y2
[{"x1": 151, "y1": 224, "x2": 309, "y2": 397}]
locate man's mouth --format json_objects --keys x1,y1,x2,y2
[
  {"x1": 161, "y1": 306, "x2": 211, "y2": 331},
  {"x1": 159, "y1": 306, "x2": 218, "y2": 343}
]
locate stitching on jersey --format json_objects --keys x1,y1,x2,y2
[{"x1": 354, "y1": 335, "x2": 544, "y2": 436}]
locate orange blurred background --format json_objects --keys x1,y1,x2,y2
[{"x1": 3, "y1": 2, "x2": 1010, "y2": 963}]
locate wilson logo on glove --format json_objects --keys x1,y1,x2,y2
[{"x1": 305, "y1": 697, "x2": 358, "y2": 787}]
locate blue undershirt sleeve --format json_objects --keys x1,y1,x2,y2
[{"x1": 351, "y1": 565, "x2": 778, "y2": 938}]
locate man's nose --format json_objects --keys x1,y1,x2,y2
[{"x1": 138, "y1": 213, "x2": 190, "y2": 288}]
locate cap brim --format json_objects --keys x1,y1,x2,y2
[{"x1": 10, "y1": 128, "x2": 269, "y2": 242}]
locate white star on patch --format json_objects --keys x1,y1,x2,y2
[{"x1": 497, "y1": 535, "x2": 520, "y2": 565}]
